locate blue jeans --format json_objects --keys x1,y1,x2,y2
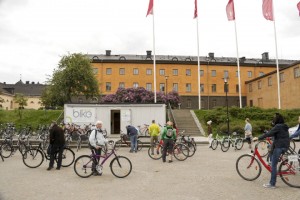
[
  {"x1": 129, "y1": 134, "x2": 137, "y2": 152},
  {"x1": 270, "y1": 147, "x2": 287, "y2": 186}
]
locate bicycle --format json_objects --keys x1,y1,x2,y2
[
  {"x1": 148, "y1": 140, "x2": 189, "y2": 161},
  {"x1": 137, "y1": 124, "x2": 149, "y2": 136},
  {"x1": 236, "y1": 142, "x2": 300, "y2": 188},
  {"x1": 177, "y1": 131, "x2": 196, "y2": 157},
  {"x1": 221, "y1": 132, "x2": 244, "y2": 152},
  {"x1": 114, "y1": 132, "x2": 144, "y2": 151},
  {"x1": 210, "y1": 133, "x2": 226, "y2": 150},
  {"x1": 73, "y1": 144, "x2": 132, "y2": 178},
  {"x1": 22, "y1": 143, "x2": 75, "y2": 168}
]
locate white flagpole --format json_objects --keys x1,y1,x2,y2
[
  {"x1": 196, "y1": 16, "x2": 201, "y2": 110},
  {"x1": 272, "y1": 1, "x2": 281, "y2": 109},
  {"x1": 152, "y1": 10, "x2": 157, "y2": 103},
  {"x1": 195, "y1": 0, "x2": 201, "y2": 110},
  {"x1": 233, "y1": 21, "x2": 242, "y2": 108}
]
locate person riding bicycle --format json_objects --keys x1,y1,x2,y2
[
  {"x1": 89, "y1": 120, "x2": 108, "y2": 176},
  {"x1": 254, "y1": 113, "x2": 289, "y2": 189},
  {"x1": 161, "y1": 121, "x2": 176, "y2": 163},
  {"x1": 149, "y1": 120, "x2": 161, "y2": 155}
]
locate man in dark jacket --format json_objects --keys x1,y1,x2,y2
[
  {"x1": 126, "y1": 125, "x2": 138, "y2": 153},
  {"x1": 47, "y1": 122, "x2": 65, "y2": 170},
  {"x1": 256, "y1": 113, "x2": 289, "y2": 188}
]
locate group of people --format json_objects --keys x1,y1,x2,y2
[{"x1": 206, "y1": 113, "x2": 300, "y2": 189}]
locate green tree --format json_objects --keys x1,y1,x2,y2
[
  {"x1": 42, "y1": 53, "x2": 99, "y2": 107},
  {"x1": 14, "y1": 93, "x2": 28, "y2": 119}
]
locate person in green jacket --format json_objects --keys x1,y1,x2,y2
[
  {"x1": 161, "y1": 121, "x2": 176, "y2": 163},
  {"x1": 149, "y1": 120, "x2": 161, "y2": 155}
]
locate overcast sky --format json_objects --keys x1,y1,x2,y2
[{"x1": 0, "y1": 0, "x2": 299, "y2": 84}]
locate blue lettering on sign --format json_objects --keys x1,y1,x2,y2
[{"x1": 72, "y1": 109, "x2": 92, "y2": 118}]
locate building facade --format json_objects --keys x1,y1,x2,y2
[
  {"x1": 246, "y1": 61, "x2": 300, "y2": 109},
  {"x1": 88, "y1": 50, "x2": 295, "y2": 109},
  {"x1": 0, "y1": 80, "x2": 46, "y2": 110}
]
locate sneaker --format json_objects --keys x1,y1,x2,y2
[
  {"x1": 263, "y1": 183, "x2": 276, "y2": 189},
  {"x1": 151, "y1": 153, "x2": 154, "y2": 155},
  {"x1": 156, "y1": 150, "x2": 159, "y2": 155},
  {"x1": 129, "y1": 150, "x2": 133, "y2": 153},
  {"x1": 56, "y1": 167, "x2": 61, "y2": 170},
  {"x1": 168, "y1": 160, "x2": 173, "y2": 163}
]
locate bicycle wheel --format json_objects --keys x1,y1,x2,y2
[
  {"x1": 73, "y1": 155, "x2": 94, "y2": 178},
  {"x1": 185, "y1": 142, "x2": 196, "y2": 157},
  {"x1": 279, "y1": 158, "x2": 300, "y2": 188},
  {"x1": 148, "y1": 143, "x2": 163, "y2": 160},
  {"x1": 22, "y1": 149, "x2": 44, "y2": 168},
  {"x1": 59, "y1": 148, "x2": 75, "y2": 167},
  {"x1": 114, "y1": 140, "x2": 122, "y2": 150},
  {"x1": 0, "y1": 143, "x2": 13, "y2": 158},
  {"x1": 110, "y1": 156, "x2": 132, "y2": 178},
  {"x1": 221, "y1": 139, "x2": 230, "y2": 152},
  {"x1": 256, "y1": 140, "x2": 270, "y2": 157},
  {"x1": 236, "y1": 154, "x2": 262, "y2": 181},
  {"x1": 137, "y1": 140, "x2": 143, "y2": 151},
  {"x1": 235, "y1": 138, "x2": 244, "y2": 150},
  {"x1": 190, "y1": 139, "x2": 197, "y2": 150},
  {"x1": 211, "y1": 139, "x2": 218, "y2": 150},
  {"x1": 173, "y1": 143, "x2": 189, "y2": 161},
  {"x1": 289, "y1": 140, "x2": 296, "y2": 152},
  {"x1": 19, "y1": 143, "x2": 27, "y2": 155}
]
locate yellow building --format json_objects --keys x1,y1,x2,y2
[
  {"x1": 0, "y1": 80, "x2": 45, "y2": 110},
  {"x1": 89, "y1": 50, "x2": 295, "y2": 109},
  {"x1": 246, "y1": 61, "x2": 300, "y2": 109}
]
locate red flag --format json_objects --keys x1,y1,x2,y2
[
  {"x1": 262, "y1": 0, "x2": 273, "y2": 21},
  {"x1": 146, "y1": 0, "x2": 153, "y2": 17},
  {"x1": 298, "y1": 2, "x2": 300, "y2": 16},
  {"x1": 194, "y1": 0, "x2": 198, "y2": 19},
  {"x1": 226, "y1": 0, "x2": 235, "y2": 21}
]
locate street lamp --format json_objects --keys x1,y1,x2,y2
[
  {"x1": 165, "y1": 75, "x2": 169, "y2": 95},
  {"x1": 224, "y1": 78, "x2": 229, "y2": 134}
]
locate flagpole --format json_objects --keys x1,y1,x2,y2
[
  {"x1": 273, "y1": 18, "x2": 281, "y2": 109},
  {"x1": 152, "y1": 9, "x2": 157, "y2": 103},
  {"x1": 194, "y1": 0, "x2": 201, "y2": 110},
  {"x1": 269, "y1": 0, "x2": 280, "y2": 109},
  {"x1": 233, "y1": 21, "x2": 242, "y2": 108}
]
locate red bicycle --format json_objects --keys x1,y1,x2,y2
[{"x1": 236, "y1": 142, "x2": 300, "y2": 188}]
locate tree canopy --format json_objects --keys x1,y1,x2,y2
[{"x1": 41, "y1": 53, "x2": 99, "y2": 107}]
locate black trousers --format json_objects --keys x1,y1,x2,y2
[
  {"x1": 49, "y1": 144, "x2": 64, "y2": 168},
  {"x1": 162, "y1": 139, "x2": 174, "y2": 161}
]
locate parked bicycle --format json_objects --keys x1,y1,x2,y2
[
  {"x1": 236, "y1": 142, "x2": 300, "y2": 188},
  {"x1": 221, "y1": 132, "x2": 244, "y2": 152},
  {"x1": 210, "y1": 133, "x2": 227, "y2": 150},
  {"x1": 177, "y1": 131, "x2": 196, "y2": 157},
  {"x1": 73, "y1": 143, "x2": 132, "y2": 178},
  {"x1": 114, "y1": 132, "x2": 144, "y2": 151},
  {"x1": 137, "y1": 124, "x2": 149, "y2": 136},
  {"x1": 22, "y1": 143, "x2": 75, "y2": 168}
]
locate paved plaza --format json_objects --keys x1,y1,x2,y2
[{"x1": 0, "y1": 142, "x2": 299, "y2": 200}]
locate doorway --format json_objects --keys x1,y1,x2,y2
[{"x1": 111, "y1": 110, "x2": 120, "y2": 134}]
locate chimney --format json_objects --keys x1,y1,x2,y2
[
  {"x1": 239, "y1": 57, "x2": 246, "y2": 63},
  {"x1": 146, "y1": 50, "x2": 152, "y2": 60},
  {"x1": 105, "y1": 50, "x2": 111, "y2": 56},
  {"x1": 3, "y1": 82, "x2": 6, "y2": 84},
  {"x1": 26, "y1": 81, "x2": 29, "y2": 84},
  {"x1": 208, "y1": 52, "x2": 214, "y2": 60},
  {"x1": 262, "y1": 52, "x2": 269, "y2": 62},
  {"x1": 31, "y1": 82, "x2": 35, "y2": 84}
]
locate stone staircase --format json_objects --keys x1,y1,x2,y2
[{"x1": 172, "y1": 109, "x2": 205, "y2": 136}]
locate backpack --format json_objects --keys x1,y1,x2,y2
[{"x1": 166, "y1": 128, "x2": 173, "y2": 138}]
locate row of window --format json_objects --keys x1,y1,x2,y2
[
  {"x1": 100, "y1": 68, "x2": 264, "y2": 78},
  {"x1": 248, "y1": 67, "x2": 300, "y2": 92},
  {"x1": 105, "y1": 82, "x2": 241, "y2": 93}
]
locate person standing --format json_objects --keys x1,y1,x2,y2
[
  {"x1": 126, "y1": 125, "x2": 138, "y2": 153},
  {"x1": 89, "y1": 120, "x2": 108, "y2": 176},
  {"x1": 207, "y1": 120, "x2": 213, "y2": 148},
  {"x1": 149, "y1": 120, "x2": 160, "y2": 155},
  {"x1": 254, "y1": 113, "x2": 289, "y2": 189},
  {"x1": 47, "y1": 121, "x2": 65, "y2": 171},
  {"x1": 161, "y1": 121, "x2": 176, "y2": 163},
  {"x1": 244, "y1": 118, "x2": 253, "y2": 152}
]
